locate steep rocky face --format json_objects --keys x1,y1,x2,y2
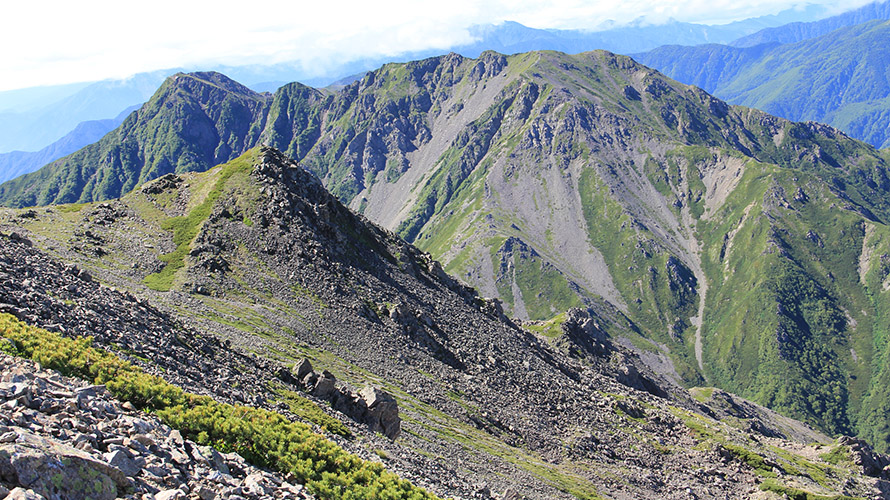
[{"x1": 4, "y1": 148, "x2": 888, "y2": 499}]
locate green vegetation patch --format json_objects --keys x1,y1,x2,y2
[
  {"x1": 819, "y1": 445, "x2": 853, "y2": 466},
  {"x1": 56, "y1": 203, "x2": 88, "y2": 213},
  {"x1": 758, "y1": 479, "x2": 861, "y2": 500},
  {"x1": 721, "y1": 443, "x2": 776, "y2": 477},
  {"x1": 272, "y1": 384, "x2": 351, "y2": 437},
  {"x1": 0, "y1": 313, "x2": 437, "y2": 500},
  {"x1": 525, "y1": 312, "x2": 567, "y2": 338},
  {"x1": 694, "y1": 164, "x2": 860, "y2": 437},
  {"x1": 689, "y1": 387, "x2": 715, "y2": 403},
  {"x1": 512, "y1": 252, "x2": 583, "y2": 320},
  {"x1": 144, "y1": 149, "x2": 259, "y2": 291}
]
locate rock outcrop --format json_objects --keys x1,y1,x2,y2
[
  {"x1": 293, "y1": 358, "x2": 401, "y2": 440},
  {"x1": 840, "y1": 436, "x2": 890, "y2": 479}
]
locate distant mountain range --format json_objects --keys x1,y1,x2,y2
[
  {"x1": 731, "y1": 0, "x2": 890, "y2": 46},
  {"x1": 0, "y1": 2, "x2": 837, "y2": 159},
  {"x1": 454, "y1": 4, "x2": 830, "y2": 58},
  {"x1": 0, "y1": 106, "x2": 135, "y2": 184},
  {"x1": 636, "y1": 17, "x2": 890, "y2": 149},
  {"x1": 0, "y1": 71, "x2": 170, "y2": 154}
]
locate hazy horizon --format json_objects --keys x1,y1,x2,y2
[{"x1": 0, "y1": 0, "x2": 873, "y2": 92}]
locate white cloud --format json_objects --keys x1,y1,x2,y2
[{"x1": 0, "y1": 0, "x2": 875, "y2": 91}]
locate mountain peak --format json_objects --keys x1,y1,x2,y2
[
  {"x1": 165, "y1": 71, "x2": 265, "y2": 98},
  {"x1": 0, "y1": 72, "x2": 273, "y2": 208}
]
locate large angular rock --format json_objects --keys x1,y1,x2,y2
[
  {"x1": 104, "y1": 449, "x2": 141, "y2": 477},
  {"x1": 359, "y1": 386, "x2": 401, "y2": 440},
  {"x1": 0, "y1": 431, "x2": 129, "y2": 500},
  {"x1": 311, "y1": 371, "x2": 336, "y2": 399},
  {"x1": 292, "y1": 358, "x2": 313, "y2": 380},
  {"x1": 5, "y1": 488, "x2": 45, "y2": 500},
  {"x1": 154, "y1": 489, "x2": 187, "y2": 500}
]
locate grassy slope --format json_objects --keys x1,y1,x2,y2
[{"x1": 144, "y1": 149, "x2": 260, "y2": 291}]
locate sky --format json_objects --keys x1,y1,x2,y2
[{"x1": 0, "y1": 0, "x2": 874, "y2": 92}]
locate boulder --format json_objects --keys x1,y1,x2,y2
[
  {"x1": 501, "y1": 489, "x2": 523, "y2": 500},
  {"x1": 0, "y1": 431, "x2": 128, "y2": 500},
  {"x1": 312, "y1": 371, "x2": 336, "y2": 399},
  {"x1": 5, "y1": 488, "x2": 45, "y2": 500},
  {"x1": 243, "y1": 473, "x2": 270, "y2": 496},
  {"x1": 198, "y1": 445, "x2": 230, "y2": 475},
  {"x1": 104, "y1": 448, "x2": 142, "y2": 477},
  {"x1": 301, "y1": 371, "x2": 318, "y2": 388},
  {"x1": 154, "y1": 489, "x2": 187, "y2": 500},
  {"x1": 292, "y1": 358, "x2": 313, "y2": 380},
  {"x1": 359, "y1": 386, "x2": 401, "y2": 440}
]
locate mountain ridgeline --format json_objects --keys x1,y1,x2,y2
[
  {"x1": 0, "y1": 72, "x2": 271, "y2": 206},
  {"x1": 5, "y1": 51, "x2": 890, "y2": 452},
  {"x1": 730, "y1": 0, "x2": 890, "y2": 47}
]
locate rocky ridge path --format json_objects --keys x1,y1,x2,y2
[{"x1": 0, "y1": 352, "x2": 310, "y2": 500}]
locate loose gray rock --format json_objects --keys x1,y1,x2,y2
[
  {"x1": 154, "y1": 489, "x2": 186, "y2": 500},
  {"x1": 0, "y1": 431, "x2": 123, "y2": 500},
  {"x1": 104, "y1": 448, "x2": 141, "y2": 477},
  {"x1": 4, "y1": 488, "x2": 45, "y2": 500},
  {"x1": 0, "y1": 354, "x2": 314, "y2": 500}
]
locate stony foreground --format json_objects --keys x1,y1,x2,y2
[{"x1": 0, "y1": 353, "x2": 310, "y2": 500}]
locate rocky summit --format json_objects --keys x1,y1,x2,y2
[{"x1": 1, "y1": 147, "x2": 889, "y2": 499}]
